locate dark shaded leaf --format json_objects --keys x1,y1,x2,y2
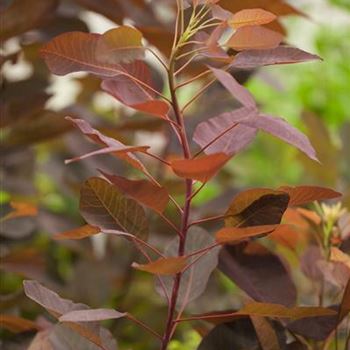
[
  {"x1": 225, "y1": 188, "x2": 290, "y2": 227},
  {"x1": 0, "y1": 0, "x2": 58, "y2": 41},
  {"x1": 219, "y1": 243, "x2": 297, "y2": 306}
]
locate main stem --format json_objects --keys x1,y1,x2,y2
[{"x1": 160, "y1": 51, "x2": 193, "y2": 350}]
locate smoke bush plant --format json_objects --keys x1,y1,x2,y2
[{"x1": 16, "y1": 0, "x2": 349, "y2": 349}]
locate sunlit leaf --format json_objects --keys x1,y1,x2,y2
[
  {"x1": 170, "y1": 153, "x2": 231, "y2": 182},
  {"x1": 80, "y1": 177, "x2": 149, "y2": 239},
  {"x1": 100, "y1": 171, "x2": 169, "y2": 213},
  {"x1": 132, "y1": 256, "x2": 187, "y2": 275},
  {"x1": 278, "y1": 185, "x2": 342, "y2": 206},
  {"x1": 229, "y1": 9, "x2": 277, "y2": 29},
  {"x1": 53, "y1": 225, "x2": 101, "y2": 240},
  {"x1": 96, "y1": 26, "x2": 144, "y2": 64},
  {"x1": 227, "y1": 26, "x2": 283, "y2": 51},
  {"x1": 41, "y1": 31, "x2": 150, "y2": 81},
  {"x1": 216, "y1": 225, "x2": 279, "y2": 244}
]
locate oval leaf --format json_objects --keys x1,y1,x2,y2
[
  {"x1": 101, "y1": 76, "x2": 170, "y2": 119},
  {"x1": 80, "y1": 177, "x2": 149, "y2": 239},
  {"x1": 278, "y1": 185, "x2": 342, "y2": 206},
  {"x1": 216, "y1": 225, "x2": 279, "y2": 244},
  {"x1": 227, "y1": 26, "x2": 283, "y2": 51},
  {"x1": 193, "y1": 107, "x2": 258, "y2": 155},
  {"x1": 171, "y1": 153, "x2": 231, "y2": 182},
  {"x1": 219, "y1": 243, "x2": 297, "y2": 306},
  {"x1": 100, "y1": 171, "x2": 169, "y2": 213},
  {"x1": 96, "y1": 26, "x2": 144, "y2": 64},
  {"x1": 230, "y1": 9, "x2": 277, "y2": 29}
]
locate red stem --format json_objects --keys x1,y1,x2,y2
[{"x1": 160, "y1": 51, "x2": 193, "y2": 350}]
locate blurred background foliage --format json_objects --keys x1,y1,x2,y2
[{"x1": 1, "y1": 0, "x2": 349, "y2": 349}]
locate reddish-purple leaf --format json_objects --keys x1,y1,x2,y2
[
  {"x1": 209, "y1": 67, "x2": 257, "y2": 109},
  {"x1": 101, "y1": 76, "x2": 170, "y2": 119},
  {"x1": 59, "y1": 309, "x2": 126, "y2": 323},
  {"x1": 193, "y1": 107, "x2": 258, "y2": 155},
  {"x1": 157, "y1": 227, "x2": 220, "y2": 308},
  {"x1": 219, "y1": 242, "x2": 297, "y2": 306},
  {"x1": 100, "y1": 171, "x2": 169, "y2": 213},
  {"x1": 40, "y1": 31, "x2": 149, "y2": 79},
  {"x1": 66, "y1": 117, "x2": 150, "y2": 175},
  {"x1": 23, "y1": 280, "x2": 88, "y2": 317},
  {"x1": 232, "y1": 46, "x2": 321, "y2": 69},
  {"x1": 239, "y1": 114, "x2": 318, "y2": 161}
]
